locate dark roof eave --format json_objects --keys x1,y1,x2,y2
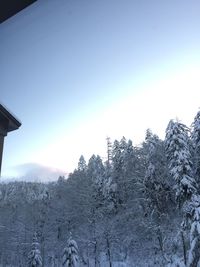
[
  {"x1": 0, "y1": 0, "x2": 38, "y2": 23},
  {"x1": 0, "y1": 104, "x2": 21, "y2": 132}
]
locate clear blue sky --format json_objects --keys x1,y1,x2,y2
[{"x1": 1, "y1": 0, "x2": 200, "y2": 178}]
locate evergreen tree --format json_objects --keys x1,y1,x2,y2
[
  {"x1": 165, "y1": 120, "x2": 200, "y2": 267},
  {"x1": 87, "y1": 154, "x2": 105, "y2": 190},
  {"x1": 87, "y1": 154, "x2": 106, "y2": 216},
  {"x1": 63, "y1": 233, "x2": 79, "y2": 267},
  {"x1": 191, "y1": 111, "x2": 200, "y2": 187},
  {"x1": 144, "y1": 130, "x2": 171, "y2": 214},
  {"x1": 28, "y1": 232, "x2": 42, "y2": 267},
  {"x1": 77, "y1": 155, "x2": 87, "y2": 172},
  {"x1": 165, "y1": 120, "x2": 196, "y2": 204},
  {"x1": 111, "y1": 137, "x2": 127, "y2": 204},
  {"x1": 105, "y1": 139, "x2": 122, "y2": 210},
  {"x1": 186, "y1": 194, "x2": 200, "y2": 267},
  {"x1": 112, "y1": 139, "x2": 123, "y2": 173}
]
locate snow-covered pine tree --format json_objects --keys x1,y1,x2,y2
[
  {"x1": 165, "y1": 120, "x2": 200, "y2": 267},
  {"x1": 122, "y1": 139, "x2": 134, "y2": 171},
  {"x1": 87, "y1": 154, "x2": 105, "y2": 190},
  {"x1": 110, "y1": 137, "x2": 127, "y2": 206},
  {"x1": 104, "y1": 139, "x2": 122, "y2": 210},
  {"x1": 144, "y1": 129, "x2": 170, "y2": 214},
  {"x1": 63, "y1": 233, "x2": 79, "y2": 267},
  {"x1": 165, "y1": 120, "x2": 196, "y2": 204},
  {"x1": 186, "y1": 194, "x2": 200, "y2": 267},
  {"x1": 87, "y1": 154, "x2": 106, "y2": 220},
  {"x1": 28, "y1": 232, "x2": 42, "y2": 267},
  {"x1": 121, "y1": 139, "x2": 137, "y2": 195},
  {"x1": 77, "y1": 155, "x2": 87, "y2": 172},
  {"x1": 112, "y1": 139, "x2": 123, "y2": 173},
  {"x1": 191, "y1": 111, "x2": 200, "y2": 187}
]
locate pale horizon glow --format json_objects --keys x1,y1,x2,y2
[
  {"x1": 4, "y1": 63, "x2": 200, "y2": 178},
  {"x1": 35, "y1": 64, "x2": 200, "y2": 171}
]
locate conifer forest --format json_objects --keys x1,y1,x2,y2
[{"x1": 1, "y1": 110, "x2": 200, "y2": 267}]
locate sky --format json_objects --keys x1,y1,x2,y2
[{"x1": 1, "y1": 0, "x2": 200, "y2": 179}]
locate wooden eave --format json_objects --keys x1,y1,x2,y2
[{"x1": 0, "y1": 104, "x2": 21, "y2": 133}]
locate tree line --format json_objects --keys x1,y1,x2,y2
[{"x1": 1, "y1": 110, "x2": 200, "y2": 266}]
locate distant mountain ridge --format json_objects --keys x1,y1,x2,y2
[{"x1": 2, "y1": 162, "x2": 67, "y2": 182}]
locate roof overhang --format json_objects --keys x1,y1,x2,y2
[
  {"x1": 0, "y1": 0, "x2": 37, "y2": 23},
  {"x1": 0, "y1": 104, "x2": 21, "y2": 133}
]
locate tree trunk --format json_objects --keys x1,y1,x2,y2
[
  {"x1": 87, "y1": 244, "x2": 90, "y2": 267},
  {"x1": 180, "y1": 230, "x2": 187, "y2": 266},
  {"x1": 94, "y1": 240, "x2": 98, "y2": 267},
  {"x1": 106, "y1": 236, "x2": 112, "y2": 267}
]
